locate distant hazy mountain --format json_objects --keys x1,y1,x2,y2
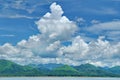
[
  {"x1": 28, "y1": 63, "x2": 63, "y2": 70},
  {"x1": 0, "y1": 59, "x2": 120, "y2": 77}
]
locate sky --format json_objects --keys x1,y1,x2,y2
[{"x1": 0, "y1": 0, "x2": 120, "y2": 67}]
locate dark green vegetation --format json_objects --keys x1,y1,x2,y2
[
  {"x1": 49, "y1": 65, "x2": 80, "y2": 76},
  {"x1": 0, "y1": 59, "x2": 120, "y2": 77},
  {"x1": 74, "y1": 64, "x2": 119, "y2": 77},
  {"x1": 0, "y1": 60, "x2": 43, "y2": 76}
]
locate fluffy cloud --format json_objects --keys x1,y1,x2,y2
[
  {"x1": 0, "y1": 2, "x2": 78, "y2": 65},
  {"x1": 0, "y1": 2, "x2": 120, "y2": 67},
  {"x1": 0, "y1": 43, "x2": 19, "y2": 56},
  {"x1": 60, "y1": 36, "x2": 89, "y2": 60},
  {"x1": 58, "y1": 36, "x2": 120, "y2": 67},
  {"x1": 46, "y1": 41, "x2": 60, "y2": 52},
  {"x1": 87, "y1": 36, "x2": 120, "y2": 67},
  {"x1": 86, "y1": 21, "x2": 120, "y2": 42},
  {"x1": 36, "y1": 2, "x2": 77, "y2": 41}
]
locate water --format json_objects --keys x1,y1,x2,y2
[{"x1": 0, "y1": 77, "x2": 119, "y2": 80}]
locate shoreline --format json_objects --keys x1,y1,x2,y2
[{"x1": 0, "y1": 76, "x2": 120, "y2": 78}]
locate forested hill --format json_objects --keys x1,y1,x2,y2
[{"x1": 0, "y1": 59, "x2": 120, "y2": 77}]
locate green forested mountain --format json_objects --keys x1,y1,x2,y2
[
  {"x1": 0, "y1": 59, "x2": 43, "y2": 76},
  {"x1": 109, "y1": 66, "x2": 120, "y2": 74},
  {"x1": 0, "y1": 59, "x2": 120, "y2": 77},
  {"x1": 49, "y1": 65, "x2": 80, "y2": 76},
  {"x1": 74, "y1": 64, "x2": 117, "y2": 77}
]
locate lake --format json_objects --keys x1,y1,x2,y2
[{"x1": 0, "y1": 77, "x2": 119, "y2": 80}]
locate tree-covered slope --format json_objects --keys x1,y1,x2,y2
[
  {"x1": 74, "y1": 64, "x2": 117, "y2": 77},
  {"x1": 0, "y1": 59, "x2": 43, "y2": 76},
  {"x1": 49, "y1": 65, "x2": 80, "y2": 76},
  {"x1": 0, "y1": 59, "x2": 120, "y2": 77},
  {"x1": 109, "y1": 66, "x2": 120, "y2": 74}
]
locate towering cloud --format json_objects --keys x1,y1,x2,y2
[
  {"x1": 36, "y1": 2, "x2": 77, "y2": 41},
  {"x1": 0, "y1": 2, "x2": 120, "y2": 67}
]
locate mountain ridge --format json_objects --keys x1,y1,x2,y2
[{"x1": 0, "y1": 59, "x2": 120, "y2": 77}]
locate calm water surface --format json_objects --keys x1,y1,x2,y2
[{"x1": 0, "y1": 77, "x2": 119, "y2": 80}]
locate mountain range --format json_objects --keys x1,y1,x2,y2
[{"x1": 0, "y1": 59, "x2": 120, "y2": 77}]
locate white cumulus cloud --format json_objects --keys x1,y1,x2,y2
[
  {"x1": 36, "y1": 2, "x2": 77, "y2": 41},
  {"x1": 86, "y1": 21, "x2": 120, "y2": 42},
  {"x1": 0, "y1": 2, "x2": 120, "y2": 67}
]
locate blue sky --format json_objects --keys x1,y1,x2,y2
[
  {"x1": 0, "y1": 0, "x2": 120, "y2": 45},
  {"x1": 0, "y1": 0, "x2": 120, "y2": 66}
]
